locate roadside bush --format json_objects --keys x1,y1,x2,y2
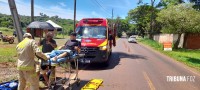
[
  {"x1": 138, "y1": 38, "x2": 163, "y2": 50},
  {"x1": 0, "y1": 27, "x2": 13, "y2": 31},
  {"x1": 0, "y1": 27, "x2": 13, "y2": 35}
]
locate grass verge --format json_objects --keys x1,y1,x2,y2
[
  {"x1": 0, "y1": 42, "x2": 17, "y2": 63},
  {"x1": 138, "y1": 38, "x2": 200, "y2": 71},
  {"x1": 0, "y1": 27, "x2": 13, "y2": 35},
  {"x1": 0, "y1": 38, "x2": 67, "y2": 63}
]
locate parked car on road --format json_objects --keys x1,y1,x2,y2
[{"x1": 128, "y1": 36, "x2": 136, "y2": 43}]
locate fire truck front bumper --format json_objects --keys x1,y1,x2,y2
[{"x1": 79, "y1": 47, "x2": 109, "y2": 63}]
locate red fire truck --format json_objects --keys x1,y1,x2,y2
[{"x1": 76, "y1": 18, "x2": 116, "y2": 65}]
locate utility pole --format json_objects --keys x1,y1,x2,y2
[
  {"x1": 112, "y1": 9, "x2": 113, "y2": 20},
  {"x1": 112, "y1": 9, "x2": 114, "y2": 30},
  {"x1": 31, "y1": 0, "x2": 35, "y2": 39},
  {"x1": 31, "y1": 0, "x2": 34, "y2": 22},
  {"x1": 8, "y1": 0, "x2": 23, "y2": 42},
  {"x1": 74, "y1": 0, "x2": 77, "y2": 32},
  {"x1": 149, "y1": 0, "x2": 155, "y2": 39}
]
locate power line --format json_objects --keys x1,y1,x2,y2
[
  {"x1": 74, "y1": 0, "x2": 76, "y2": 31},
  {"x1": 96, "y1": 0, "x2": 111, "y2": 13},
  {"x1": 91, "y1": 0, "x2": 112, "y2": 17},
  {"x1": 94, "y1": 0, "x2": 112, "y2": 16}
]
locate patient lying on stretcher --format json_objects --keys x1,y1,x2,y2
[
  {"x1": 42, "y1": 32, "x2": 81, "y2": 66},
  {"x1": 44, "y1": 46, "x2": 81, "y2": 66}
]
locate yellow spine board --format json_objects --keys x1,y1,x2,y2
[{"x1": 81, "y1": 79, "x2": 103, "y2": 90}]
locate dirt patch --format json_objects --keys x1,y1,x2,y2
[
  {"x1": 0, "y1": 62, "x2": 17, "y2": 83},
  {"x1": 0, "y1": 62, "x2": 16, "y2": 68}
]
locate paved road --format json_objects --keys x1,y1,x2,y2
[{"x1": 59, "y1": 38, "x2": 200, "y2": 90}]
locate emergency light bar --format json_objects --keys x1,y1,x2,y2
[{"x1": 83, "y1": 19, "x2": 103, "y2": 23}]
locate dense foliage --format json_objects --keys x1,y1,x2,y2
[
  {"x1": 0, "y1": 13, "x2": 75, "y2": 35},
  {"x1": 157, "y1": 4, "x2": 200, "y2": 49},
  {"x1": 128, "y1": 4, "x2": 160, "y2": 38},
  {"x1": 157, "y1": 4, "x2": 200, "y2": 34}
]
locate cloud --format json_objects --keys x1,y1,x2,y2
[
  {"x1": 105, "y1": 0, "x2": 137, "y2": 9},
  {"x1": 91, "y1": 11, "x2": 103, "y2": 18},
  {"x1": 0, "y1": 0, "x2": 88, "y2": 20},
  {"x1": 124, "y1": 0, "x2": 131, "y2": 6},
  {"x1": 0, "y1": 0, "x2": 8, "y2": 3},
  {"x1": 59, "y1": 2, "x2": 66, "y2": 7},
  {"x1": 0, "y1": 0, "x2": 135, "y2": 20},
  {"x1": 0, "y1": 1, "x2": 12, "y2": 15}
]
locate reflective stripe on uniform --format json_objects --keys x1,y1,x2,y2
[
  {"x1": 17, "y1": 66, "x2": 34, "y2": 71},
  {"x1": 17, "y1": 38, "x2": 29, "y2": 49}
]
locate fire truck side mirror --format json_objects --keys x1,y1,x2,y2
[{"x1": 108, "y1": 34, "x2": 113, "y2": 40}]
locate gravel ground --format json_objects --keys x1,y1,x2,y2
[{"x1": 0, "y1": 67, "x2": 18, "y2": 83}]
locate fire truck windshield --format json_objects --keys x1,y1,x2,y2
[{"x1": 76, "y1": 26, "x2": 106, "y2": 39}]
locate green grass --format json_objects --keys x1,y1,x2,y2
[
  {"x1": 0, "y1": 43, "x2": 17, "y2": 62},
  {"x1": 0, "y1": 37, "x2": 67, "y2": 63},
  {"x1": 55, "y1": 34, "x2": 69, "y2": 39},
  {"x1": 137, "y1": 38, "x2": 163, "y2": 51},
  {"x1": 0, "y1": 27, "x2": 17, "y2": 62},
  {"x1": 138, "y1": 38, "x2": 200, "y2": 71},
  {"x1": 0, "y1": 27, "x2": 14, "y2": 36}
]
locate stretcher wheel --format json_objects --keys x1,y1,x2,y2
[
  {"x1": 76, "y1": 78, "x2": 80, "y2": 86},
  {"x1": 76, "y1": 81, "x2": 80, "y2": 86},
  {"x1": 48, "y1": 83, "x2": 56, "y2": 90},
  {"x1": 70, "y1": 62, "x2": 76, "y2": 69},
  {"x1": 53, "y1": 85, "x2": 57, "y2": 90},
  {"x1": 61, "y1": 79, "x2": 66, "y2": 84},
  {"x1": 68, "y1": 84, "x2": 72, "y2": 90}
]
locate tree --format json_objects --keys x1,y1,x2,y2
[
  {"x1": 0, "y1": 16, "x2": 13, "y2": 28},
  {"x1": 0, "y1": 13, "x2": 75, "y2": 35},
  {"x1": 157, "y1": 4, "x2": 200, "y2": 49},
  {"x1": 150, "y1": 0, "x2": 156, "y2": 39},
  {"x1": 126, "y1": 24, "x2": 137, "y2": 37},
  {"x1": 138, "y1": 0, "x2": 156, "y2": 39},
  {"x1": 161, "y1": 0, "x2": 184, "y2": 4},
  {"x1": 114, "y1": 17, "x2": 130, "y2": 37},
  {"x1": 156, "y1": 0, "x2": 184, "y2": 8},
  {"x1": 128, "y1": 4, "x2": 158, "y2": 38},
  {"x1": 189, "y1": 0, "x2": 200, "y2": 10},
  {"x1": 120, "y1": 19, "x2": 130, "y2": 36},
  {"x1": 115, "y1": 16, "x2": 122, "y2": 37}
]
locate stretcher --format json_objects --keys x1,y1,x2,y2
[
  {"x1": 41, "y1": 51, "x2": 76, "y2": 66},
  {"x1": 81, "y1": 79, "x2": 103, "y2": 90},
  {"x1": 37, "y1": 51, "x2": 84, "y2": 90}
]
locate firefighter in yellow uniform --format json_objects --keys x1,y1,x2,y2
[{"x1": 16, "y1": 33, "x2": 49, "y2": 90}]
